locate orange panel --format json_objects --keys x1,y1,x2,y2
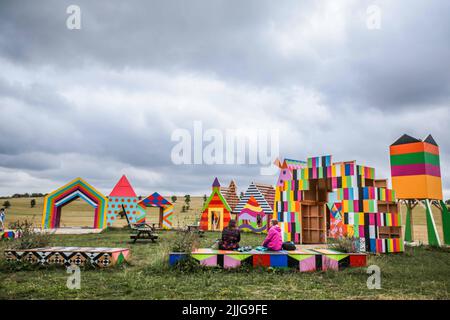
[
  {"x1": 390, "y1": 142, "x2": 439, "y2": 156},
  {"x1": 423, "y1": 142, "x2": 440, "y2": 155},
  {"x1": 392, "y1": 175, "x2": 442, "y2": 200}
]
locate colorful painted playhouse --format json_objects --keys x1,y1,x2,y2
[
  {"x1": 274, "y1": 156, "x2": 403, "y2": 253},
  {"x1": 107, "y1": 175, "x2": 145, "y2": 227},
  {"x1": 42, "y1": 178, "x2": 108, "y2": 229},
  {"x1": 235, "y1": 182, "x2": 275, "y2": 233},
  {"x1": 199, "y1": 178, "x2": 238, "y2": 231}
]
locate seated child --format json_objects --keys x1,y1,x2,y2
[
  {"x1": 262, "y1": 219, "x2": 282, "y2": 251},
  {"x1": 219, "y1": 219, "x2": 241, "y2": 250}
]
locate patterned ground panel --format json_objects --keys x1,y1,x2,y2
[{"x1": 4, "y1": 247, "x2": 130, "y2": 268}]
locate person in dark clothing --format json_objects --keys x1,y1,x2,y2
[{"x1": 219, "y1": 219, "x2": 241, "y2": 250}]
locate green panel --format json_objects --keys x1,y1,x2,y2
[
  {"x1": 440, "y1": 201, "x2": 450, "y2": 245},
  {"x1": 288, "y1": 254, "x2": 314, "y2": 262},
  {"x1": 327, "y1": 254, "x2": 349, "y2": 261},
  {"x1": 390, "y1": 152, "x2": 440, "y2": 166},
  {"x1": 404, "y1": 205, "x2": 413, "y2": 242},
  {"x1": 226, "y1": 254, "x2": 252, "y2": 261},
  {"x1": 116, "y1": 253, "x2": 124, "y2": 265},
  {"x1": 424, "y1": 200, "x2": 441, "y2": 246},
  {"x1": 192, "y1": 254, "x2": 216, "y2": 261}
]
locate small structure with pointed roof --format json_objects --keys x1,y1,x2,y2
[
  {"x1": 138, "y1": 192, "x2": 174, "y2": 230},
  {"x1": 235, "y1": 182, "x2": 275, "y2": 233},
  {"x1": 199, "y1": 178, "x2": 236, "y2": 231},
  {"x1": 107, "y1": 175, "x2": 145, "y2": 227}
]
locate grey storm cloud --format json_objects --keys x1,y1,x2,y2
[{"x1": 0, "y1": 0, "x2": 449, "y2": 198}]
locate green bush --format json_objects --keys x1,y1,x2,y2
[
  {"x1": 171, "y1": 230, "x2": 200, "y2": 253},
  {"x1": 328, "y1": 236, "x2": 359, "y2": 253},
  {"x1": 7, "y1": 220, "x2": 51, "y2": 249}
]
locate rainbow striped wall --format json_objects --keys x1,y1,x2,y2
[
  {"x1": 390, "y1": 134, "x2": 442, "y2": 200},
  {"x1": 42, "y1": 178, "x2": 108, "y2": 229}
]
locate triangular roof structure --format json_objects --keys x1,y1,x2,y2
[
  {"x1": 255, "y1": 183, "x2": 275, "y2": 209},
  {"x1": 212, "y1": 177, "x2": 221, "y2": 188},
  {"x1": 423, "y1": 134, "x2": 438, "y2": 146},
  {"x1": 202, "y1": 178, "x2": 232, "y2": 212},
  {"x1": 138, "y1": 192, "x2": 172, "y2": 207},
  {"x1": 234, "y1": 182, "x2": 275, "y2": 214},
  {"x1": 391, "y1": 134, "x2": 421, "y2": 146},
  {"x1": 221, "y1": 180, "x2": 239, "y2": 212},
  {"x1": 109, "y1": 175, "x2": 137, "y2": 197}
]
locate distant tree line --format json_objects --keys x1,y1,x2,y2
[{"x1": 0, "y1": 193, "x2": 46, "y2": 199}]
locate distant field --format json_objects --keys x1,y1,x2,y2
[
  {"x1": 0, "y1": 196, "x2": 446, "y2": 244},
  {"x1": 0, "y1": 196, "x2": 204, "y2": 229}
]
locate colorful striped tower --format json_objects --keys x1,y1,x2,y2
[
  {"x1": 390, "y1": 134, "x2": 448, "y2": 246},
  {"x1": 390, "y1": 134, "x2": 442, "y2": 200}
]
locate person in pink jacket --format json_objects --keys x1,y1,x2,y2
[{"x1": 262, "y1": 219, "x2": 283, "y2": 251}]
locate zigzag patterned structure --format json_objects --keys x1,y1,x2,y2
[
  {"x1": 138, "y1": 192, "x2": 174, "y2": 229},
  {"x1": 41, "y1": 178, "x2": 108, "y2": 229},
  {"x1": 235, "y1": 183, "x2": 275, "y2": 233},
  {"x1": 5, "y1": 247, "x2": 130, "y2": 268}
]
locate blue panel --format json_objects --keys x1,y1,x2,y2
[
  {"x1": 363, "y1": 187, "x2": 369, "y2": 200},
  {"x1": 270, "y1": 254, "x2": 288, "y2": 267},
  {"x1": 169, "y1": 254, "x2": 187, "y2": 266},
  {"x1": 369, "y1": 239, "x2": 377, "y2": 253}
]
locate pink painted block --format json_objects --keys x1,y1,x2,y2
[
  {"x1": 322, "y1": 256, "x2": 339, "y2": 271},
  {"x1": 359, "y1": 226, "x2": 365, "y2": 238},
  {"x1": 224, "y1": 256, "x2": 241, "y2": 269},
  {"x1": 299, "y1": 256, "x2": 316, "y2": 272},
  {"x1": 199, "y1": 255, "x2": 217, "y2": 266},
  {"x1": 354, "y1": 200, "x2": 359, "y2": 212}
]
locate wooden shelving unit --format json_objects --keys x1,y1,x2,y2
[
  {"x1": 378, "y1": 226, "x2": 401, "y2": 239},
  {"x1": 301, "y1": 203, "x2": 326, "y2": 244}
]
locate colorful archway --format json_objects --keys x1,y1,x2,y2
[
  {"x1": 138, "y1": 192, "x2": 173, "y2": 229},
  {"x1": 42, "y1": 178, "x2": 108, "y2": 229}
]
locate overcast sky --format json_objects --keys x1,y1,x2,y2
[{"x1": 0, "y1": 0, "x2": 449, "y2": 198}]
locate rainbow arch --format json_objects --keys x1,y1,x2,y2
[{"x1": 42, "y1": 178, "x2": 108, "y2": 229}]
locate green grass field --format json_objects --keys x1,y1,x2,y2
[
  {"x1": 0, "y1": 229, "x2": 449, "y2": 300},
  {"x1": 1, "y1": 196, "x2": 449, "y2": 300}
]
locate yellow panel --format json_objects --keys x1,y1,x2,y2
[{"x1": 392, "y1": 175, "x2": 442, "y2": 200}]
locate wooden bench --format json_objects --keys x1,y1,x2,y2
[
  {"x1": 123, "y1": 205, "x2": 159, "y2": 243},
  {"x1": 187, "y1": 224, "x2": 205, "y2": 237}
]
